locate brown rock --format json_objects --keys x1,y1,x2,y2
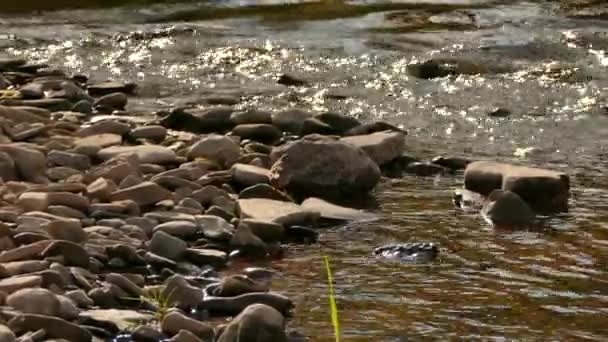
[
  {"x1": 110, "y1": 181, "x2": 172, "y2": 206},
  {"x1": 6, "y1": 288, "x2": 61, "y2": 316},
  {"x1": 161, "y1": 311, "x2": 213, "y2": 340},
  {"x1": 8, "y1": 314, "x2": 92, "y2": 342}
]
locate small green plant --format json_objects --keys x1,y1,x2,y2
[
  {"x1": 123, "y1": 287, "x2": 175, "y2": 322},
  {"x1": 324, "y1": 256, "x2": 340, "y2": 342}
]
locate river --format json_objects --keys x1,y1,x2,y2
[{"x1": 2, "y1": 0, "x2": 608, "y2": 340}]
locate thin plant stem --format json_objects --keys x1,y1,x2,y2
[{"x1": 324, "y1": 256, "x2": 340, "y2": 342}]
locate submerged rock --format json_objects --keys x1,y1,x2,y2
[
  {"x1": 481, "y1": 189, "x2": 535, "y2": 227},
  {"x1": 374, "y1": 242, "x2": 439, "y2": 262},
  {"x1": 216, "y1": 303, "x2": 287, "y2": 342}
]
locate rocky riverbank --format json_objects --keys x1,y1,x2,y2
[{"x1": 0, "y1": 54, "x2": 574, "y2": 341}]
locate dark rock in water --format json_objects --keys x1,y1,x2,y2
[
  {"x1": 8, "y1": 314, "x2": 92, "y2": 342},
  {"x1": 284, "y1": 226, "x2": 318, "y2": 243},
  {"x1": 300, "y1": 117, "x2": 335, "y2": 135},
  {"x1": 232, "y1": 124, "x2": 282, "y2": 144},
  {"x1": 199, "y1": 292, "x2": 293, "y2": 316},
  {"x1": 277, "y1": 73, "x2": 308, "y2": 87},
  {"x1": 216, "y1": 303, "x2": 287, "y2": 342},
  {"x1": 314, "y1": 112, "x2": 361, "y2": 135},
  {"x1": 93, "y1": 92, "x2": 128, "y2": 111},
  {"x1": 343, "y1": 121, "x2": 405, "y2": 136},
  {"x1": 271, "y1": 108, "x2": 314, "y2": 135},
  {"x1": 238, "y1": 184, "x2": 293, "y2": 202},
  {"x1": 0, "y1": 58, "x2": 26, "y2": 71},
  {"x1": 160, "y1": 106, "x2": 234, "y2": 134},
  {"x1": 404, "y1": 162, "x2": 447, "y2": 176},
  {"x1": 374, "y1": 242, "x2": 439, "y2": 262},
  {"x1": 481, "y1": 189, "x2": 535, "y2": 227},
  {"x1": 431, "y1": 156, "x2": 471, "y2": 171},
  {"x1": 88, "y1": 82, "x2": 137, "y2": 97},
  {"x1": 406, "y1": 58, "x2": 508, "y2": 79},
  {"x1": 341, "y1": 131, "x2": 405, "y2": 166},
  {"x1": 487, "y1": 107, "x2": 512, "y2": 117},
  {"x1": 0, "y1": 98, "x2": 73, "y2": 112},
  {"x1": 72, "y1": 100, "x2": 93, "y2": 114},
  {"x1": 208, "y1": 274, "x2": 269, "y2": 297}
]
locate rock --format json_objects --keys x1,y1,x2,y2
[
  {"x1": 65, "y1": 290, "x2": 94, "y2": 308},
  {"x1": 341, "y1": 131, "x2": 405, "y2": 166},
  {"x1": 42, "y1": 240, "x2": 90, "y2": 268},
  {"x1": 0, "y1": 241, "x2": 51, "y2": 263},
  {"x1": 344, "y1": 121, "x2": 404, "y2": 136},
  {"x1": 48, "y1": 150, "x2": 91, "y2": 170},
  {"x1": 130, "y1": 125, "x2": 167, "y2": 141},
  {"x1": 0, "y1": 325, "x2": 16, "y2": 342},
  {"x1": 3, "y1": 260, "x2": 48, "y2": 276},
  {"x1": 145, "y1": 252, "x2": 176, "y2": 269},
  {"x1": 75, "y1": 133, "x2": 122, "y2": 149},
  {"x1": 79, "y1": 309, "x2": 154, "y2": 332},
  {"x1": 0, "y1": 275, "x2": 42, "y2": 293},
  {"x1": 216, "y1": 304, "x2": 287, "y2": 342},
  {"x1": 431, "y1": 156, "x2": 470, "y2": 171},
  {"x1": 232, "y1": 124, "x2": 282, "y2": 144},
  {"x1": 8, "y1": 314, "x2": 92, "y2": 342},
  {"x1": 105, "y1": 273, "x2": 144, "y2": 297},
  {"x1": 314, "y1": 112, "x2": 361, "y2": 135},
  {"x1": 0, "y1": 152, "x2": 17, "y2": 181},
  {"x1": 93, "y1": 92, "x2": 127, "y2": 110},
  {"x1": 277, "y1": 73, "x2": 308, "y2": 86},
  {"x1": 161, "y1": 311, "x2": 213, "y2": 340},
  {"x1": 0, "y1": 144, "x2": 48, "y2": 183},
  {"x1": 163, "y1": 275, "x2": 204, "y2": 308},
  {"x1": 46, "y1": 192, "x2": 90, "y2": 212},
  {"x1": 45, "y1": 219, "x2": 87, "y2": 243},
  {"x1": 153, "y1": 220, "x2": 199, "y2": 239},
  {"x1": 238, "y1": 184, "x2": 292, "y2": 202},
  {"x1": 6, "y1": 288, "x2": 61, "y2": 316},
  {"x1": 406, "y1": 58, "x2": 490, "y2": 79},
  {"x1": 110, "y1": 181, "x2": 172, "y2": 206},
  {"x1": 196, "y1": 215, "x2": 234, "y2": 241},
  {"x1": 231, "y1": 163, "x2": 270, "y2": 188},
  {"x1": 17, "y1": 192, "x2": 50, "y2": 212},
  {"x1": 57, "y1": 295, "x2": 80, "y2": 320},
  {"x1": 210, "y1": 274, "x2": 268, "y2": 297},
  {"x1": 86, "y1": 178, "x2": 118, "y2": 201},
  {"x1": 230, "y1": 222, "x2": 267, "y2": 257},
  {"x1": 187, "y1": 134, "x2": 240, "y2": 168},
  {"x1": 78, "y1": 121, "x2": 130, "y2": 137},
  {"x1": 271, "y1": 108, "x2": 313, "y2": 134},
  {"x1": 47, "y1": 167, "x2": 82, "y2": 181},
  {"x1": 98, "y1": 145, "x2": 177, "y2": 164},
  {"x1": 133, "y1": 325, "x2": 167, "y2": 342},
  {"x1": 160, "y1": 107, "x2": 234, "y2": 134},
  {"x1": 237, "y1": 198, "x2": 319, "y2": 227},
  {"x1": 284, "y1": 226, "x2": 318, "y2": 243},
  {"x1": 488, "y1": 107, "x2": 512, "y2": 117},
  {"x1": 404, "y1": 162, "x2": 447, "y2": 176},
  {"x1": 269, "y1": 136, "x2": 380, "y2": 199},
  {"x1": 0, "y1": 105, "x2": 50, "y2": 123},
  {"x1": 72, "y1": 100, "x2": 93, "y2": 114},
  {"x1": 464, "y1": 161, "x2": 569, "y2": 212},
  {"x1": 169, "y1": 329, "x2": 202, "y2": 342},
  {"x1": 184, "y1": 248, "x2": 227, "y2": 268},
  {"x1": 301, "y1": 197, "x2": 377, "y2": 221},
  {"x1": 481, "y1": 190, "x2": 535, "y2": 227},
  {"x1": 241, "y1": 219, "x2": 284, "y2": 242},
  {"x1": 149, "y1": 231, "x2": 187, "y2": 261},
  {"x1": 230, "y1": 109, "x2": 272, "y2": 125},
  {"x1": 374, "y1": 242, "x2": 439, "y2": 262},
  {"x1": 200, "y1": 292, "x2": 292, "y2": 316},
  {"x1": 88, "y1": 81, "x2": 137, "y2": 96},
  {"x1": 300, "y1": 117, "x2": 334, "y2": 135}
]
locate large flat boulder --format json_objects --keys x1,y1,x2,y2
[
  {"x1": 237, "y1": 198, "x2": 319, "y2": 227},
  {"x1": 341, "y1": 130, "x2": 405, "y2": 166},
  {"x1": 464, "y1": 161, "x2": 569, "y2": 212},
  {"x1": 301, "y1": 197, "x2": 377, "y2": 221},
  {"x1": 269, "y1": 136, "x2": 380, "y2": 199}
]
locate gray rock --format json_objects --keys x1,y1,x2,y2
[
  {"x1": 163, "y1": 275, "x2": 204, "y2": 308},
  {"x1": 77, "y1": 120, "x2": 130, "y2": 137},
  {"x1": 341, "y1": 131, "x2": 405, "y2": 166},
  {"x1": 0, "y1": 144, "x2": 48, "y2": 183},
  {"x1": 79, "y1": 309, "x2": 154, "y2": 332},
  {"x1": 230, "y1": 109, "x2": 272, "y2": 125},
  {"x1": 93, "y1": 92, "x2": 128, "y2": 110},
  {"x1": 481, "y1": 190, "x2": 535, "y2": 227},
  {"x1": 45, "y1": 219, "x2": 87, "y2": 243},
  {"x1": 241, "y1": 219, "x2": 284, "y2": 242},
  {"x1": 187, "y1": 134, "x2": 240, "y2": 168},
  {"x1": 184, "y1": 248, "x2": 227, "y2": 268},
  {"x1": 238, "y1": 184, "x2": 293, "y2": 202},
  {"x1": 0, "y1": 275, "x2": 42, "y2": 294},
  {"x1": 105, "y1": 273, "x2": 144, "y2": 297},
  {"x1": 269, "y1": 136, "x2": 380, "y2": 199},
  {"x1": 237, "y1": 198, "x2": 319, "y2": 227},
  {"x1": 161, "y1": 311, "x2": 213, "y2": 340},
  {"x1": 56, "y1": 295, "x2": 80, "y2": 320},
  {"x1": 133, "y1": 325, "x2": 166, "y2": 342},
  {"x1": 301, "y1": 197, "x2": 377, "y2": 221},
  {"x1": 149, "y1": 231, "x2": 187, "y2": 261},
  {"x1": 169, "y1": 329, "x2": 202, "y2": 342},
  {"x1": 271, "y1": 108, "x2": 314, "y2": 134},
  {"x1": 6, "y1": 288, "x2": 61, "y2": 316},
  {"x1": 230, "y1": 222, "x2": 267, "y2": 256},
  {"x1": 314, "y1": 112, "x2": 361, "y2": 135},
  {"x1": 42, "y1": 240, "x2": 90, "y2": 268},
  {"x1": 200, "y1": 292, "x2": 292, "y2": 316},
  {"x1": 464, "y1": 161, "x2": 569, "y2": 212},
  {"x1": 98, "y1": 145, "x2": 177, "y2": 164},
  {"x1": 231, "y1": 163, "x2": 270, "y2": 188},
  {"x1": 65, "y1": 289, "x2": 94, "y2": 308},
  {"x1": 404, "y1": 162, "x2": 447, "y2": 176},
  {"x1": 210, "y1": 274, "x2": 268, "y2": 297},
  {"x1": 232, "y1": 124, "x2": 282, "y2": 144},
  {"x1": 130, "y1": 125, "x2": 167, "y2": 141},
  {"x1": 8, "y1": 314, "x2": 92, "y2": 342},
  {"x1": 153, "y1": 221, "x2": 199, "y2": 239},
  {"x1": 196, "y1": 215, "x2": 235, "y2": 241},
  {"x1": 75, "y1": 133, "x2": 122, "y2": 149},
  {"x1": 216, "y1": 304, "x2": 287, "y2": 342},
  {"x1": 47, "y1": 150, "x2": 91, "y2": 170},
  {"x1": 110, "y1": 181, "x2": 172, "y2": 206},
  {"x1": 88, "y1": 81, "x2": 137, "y2": 96},
  {"x1": 0, "y1": 152, "x2": 17, "y2": 181}
]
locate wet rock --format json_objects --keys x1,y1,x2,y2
[
  {"x1": 238, "y1": 183, "x2": 293, "y2": 202},
  {"x1": 0, "y1": 275, "x2": 42, "y2": 293},
  {"x1": 404, "y1": 162, "x2": 447, "y2": 176},
  {"x1": 153, "y1": 221, "x2": 199, "y2": 239},
  {"x1": 45, "y1": 219, "x2": 86, "y2": 243},
  {"x1": 130, "y1": 125, "x2": 167, "y2": 141},
  {"x1": 42, "y1": 240, "x2": 90, "y2": 268},
  {"x1": 0, "y1": 144, "x2": 48, "y2": 183},
  {"x1": 300, "y1": 117, "x2": 335, "y2": 135},
  {"x1": 0, "y1": 152, "x2": 17, "y2": 181},
  {"x1": 57, "y1": 295, "x2": 80, "y2": 320},
  {"x1": 98, "y1": 145, "x2": 177, "y2": 164},
  {"x1": 284, "y1": 226, "x2": 318, "y2": 243},
  {"x1": 0, "y1": 240, "x2": 51, "y2": 263},
  {"x1": 161, "y1": 311, "x2": 213, "y2": 340},
  {"x1": 241, "y1": 219, "x2": 284, "y2": 242},
  {"x1": 78, "y1": 120, "x2": 130, "y2": 137},
  {"x1": 406, "y1": 58, "x2": 494, "y2": 79},
  {"x1": 270, "y1": 136, "x2": 380, "y2": 199},
  {"x1": 0, "y1": 105, "x2": 50, "y2": 123},
  {"x1": 105, "y1": 273, "x2": 144, "y2": 298},
  {"x1": 110, "y1": 181, "x2": 172, "y2": 206},
  {"x1": 481, "y1": 190, "x2": 535, "y2": 227},
  {"x1": 341, "y1": 130, "x2": 405, "y2": 166},
  {"x1": 93, "y1": 92, "x2": 127, "y2": 110},
  {"x1": 150, "y1": 230, "x2": 187, "y2": 261},
  {"x1": 374, "y1": 242, "x2": 439, "y2": 263},
  {"x1": 232, "y1": 124, "x2": 282, "y2": 144},
  {"x1": 48, "y1": 150, "x2": 91, "y2": 170},
  {"x1": 6, "y1": 288, "x2": 61, "y2": 316},
  {"x1": 210, "y1": 274, "x2": 269, "y2": 297},
  {"x1": 75, "y1": 133, "x2": 122, "y2": 149},
  {"x1": 464, "y1": 161, "x2": 569, "y2": 212},
  {"x1": 79, "y1": 309, "x2": 154, "y2": 332},
  {"x1": 184, "y1": 248, "x2": 227, "y2": 268},
  {"x1": 65, "y1": 289, "x2": 94, "y2": 308},
  {"x1": 237, "y1": 198, "x2": 319, "y2": 227},
  {"x1": 216, "y1": 303, "x2": 287, "y2": 342},
  {"x1": 230, "y1": 222, "x2": 267, "y2": 257},
  {"x1": 0, "y1": 325, "x2": 16, "y2": 342},
  {"x1": 314, "y1": 112, "x2": 361, "y2": 135},
  {"x1": 133, "y1": 325, "x2": 167, "y2": 342},
  {"x1": 187, "y1": 134, "x2": 240, "y2": 168},
  {"x1": 271, "y1": 108, "x2": 314, "y2": 134},
  {"x1": 163, "y1": 274, "x2": 204, "y2": 308},
  {"x1": 431, "y1": 156, "x2": 470, "y2": 171},
  {"x1": 230, "y1": 109, "x2": 272, "y2": 125},
  {"x1": 88, "y1": 81, "x2": 137, "y2": 97},
  {"x1": 169, "y1": 329, "x2": 202, "y2": 342},
  {"x1": 301, "y1": 197, "x2": 377, "y2": 221},
  {"x1": 344, "y1": 121, "x2": 404, "y2": 136},
  {"x1": 231, "y1": 163, "x2": 270, "y2": 188},
  {"x1": 488, "y1": 107, "x2": 512, "y2": 117},
  {"x1": 8, "y1": 314, "x2": 92, "y2": 342},
  {"x1": 200, "y1": 292, "x2": 293, "y2": 316},
  {"x1": 145, "y1": 252, "x2": 177, "y2": 269},
  {"x1": 160, "y1": 107, "x2": 234, "y2": 134},
  {"x1": 196, "y1": 215, "x2": 235, "y2": 241},
  {"x1": 277, "y1": 73, "x2": 308, "y2": 87},
  {"x1": 71, "y1": 100, "x2": 93, "y2": 114},
  {"x1": 47, "y1": 167, "x2": 82, "y2": 181},
  {"x1": 3, "y1": 260, "x2": 48, "y2": 276}
]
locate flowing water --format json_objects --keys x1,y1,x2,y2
[{"x1": 2, "y1": 0, "x2": 608, "y2": 340}]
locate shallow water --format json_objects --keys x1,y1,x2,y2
[{"x1": 2, "y1": 0, "x2": 608, "y2": 340}]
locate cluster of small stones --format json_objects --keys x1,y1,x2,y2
[{"x1": 0, "y1": 56, "x2": 572, "y2": 341}]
